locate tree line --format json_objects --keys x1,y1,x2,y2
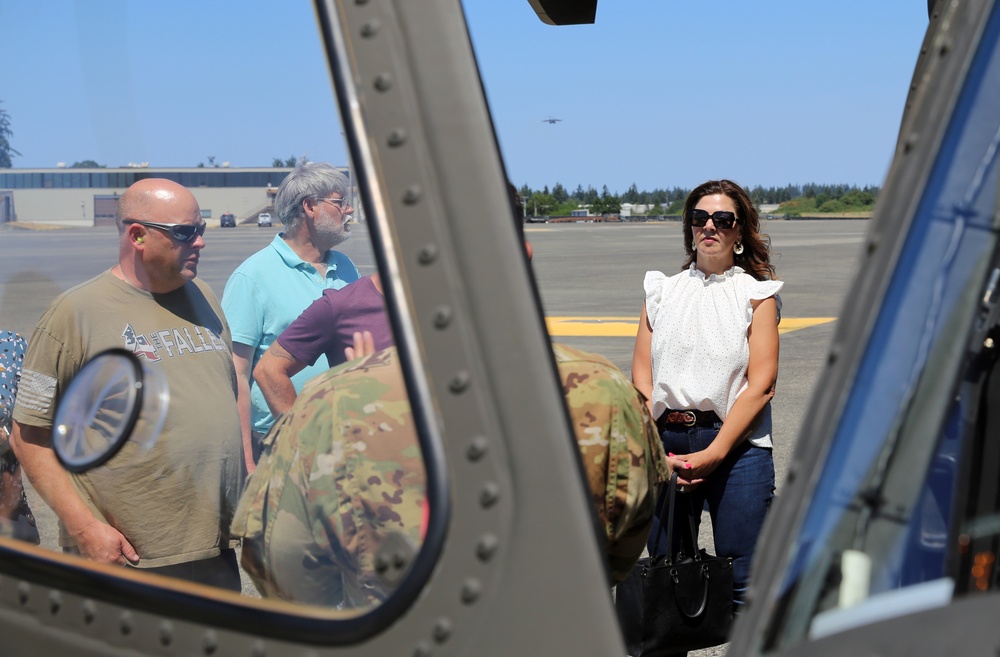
[{"x1": 519, "y1": 182, "x2": 881, "y2": 217}]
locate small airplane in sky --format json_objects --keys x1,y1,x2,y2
[{"x1": 542, "y1": 117, "x2": 562, "y2": 124}]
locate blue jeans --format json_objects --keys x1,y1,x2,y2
[{"x1": 647, "y1": 422, "x2": 775, "y2": 614}]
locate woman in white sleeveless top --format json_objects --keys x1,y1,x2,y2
[{"x1": 632, "y1": 179, "x2": 782, "y2": 625}]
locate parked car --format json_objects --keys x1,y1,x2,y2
[
  {"x1": 220, "y1": 212, "x2": 236, "y2": 228},
  {"x1": 257, "y1": 212, "x2": 272, "y2": 227}
]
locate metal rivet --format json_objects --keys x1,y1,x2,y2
[
  {"x1": 17, "y1": 582, "x2": 29, "y2": 605},
  {"x1": 433, "y1": 618, "x2": 453, "y2": 643},
  {"x1": 388, "y1": 129, "x2": 407, "y2": 147},
  {"x1": 417, "y1": 244, "x2": 438, "y2": 265},
  {"x1": 985, "y1": 337, "x2": 995, "y2": 349},
  {"x1": 159, "y1": 621, "x2": 174, "y2": 647},
  {"x1": 360, "y1": 20, "x2": 381, "y2": 37},
  {"x1": 476, "y1": 534, "x2": 499, "y2": 561},
  {"x1": 466, "y1": 436, "x2": 488, "y2": 462},
  {"x1": 433, "y1": 306, "x2": 452, "y2": 329},
  {"x1": 403, "y1": 185, "x2": 422, "y2": 205},
  {"x1": 413, "y1": 641, "x2": 431, "y2": 657},
  {"x1": 203, "y1": 629, "x2": 218, "y2": 655},
  {"x1": 82, "y1": 600, "x2": 96, "y2": 624},
  {"x1": 449, "y1": 371, "x2": 471, "y2": 394},
  {"x1": 49, "y1": 590, "x2": 61, "y2": 615},
  {"x1": 374, "y1": 74, "x2": 393, "y2": 92},
  {"x1": 461, "y1": 578, "x2": 482, "y2": 604},
  {"x1": 480, "y1": 482, "x2": 500, "y2": 508},
  {"x1": 120, "y1": 611, "x2": 133, "y2": 635}
]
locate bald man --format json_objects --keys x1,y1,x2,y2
[{"x1": 12, "y1": 179, "x2": 246, "y2": 590}]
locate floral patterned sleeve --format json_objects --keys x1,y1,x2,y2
[{"x1": 0, "y1": 331, "x2": 28, "y2": 442}]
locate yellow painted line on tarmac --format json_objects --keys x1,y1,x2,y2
[
  {"x1": 544, "y1": 316, "x2": 836, "y2": 337},
  {"x1": 546, "y1": 317, "x2": 640, "y2": 337},
  {"x1": 778, "y1": 317, "x2": 836, "y2": 333}
]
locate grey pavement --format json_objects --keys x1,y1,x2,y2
[{"x1": 0, "y1": 219, "x2": 869, "y2": 644}]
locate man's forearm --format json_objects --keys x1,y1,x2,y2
[
  {"x1": 231, "y1": 343, "x2": 258, "y2": 473},
  {"x1": 236, "y1": 371, "x2": 256, "y2": 473},
  {"x1": 257, "y1": 369, "x2": 298, "y2": 418},
  {"x1": 254, "y1": 344, "x2": 305, "y2": 418}
]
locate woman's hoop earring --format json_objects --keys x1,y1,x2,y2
[{"x1": 734, "y1": 241, "x2": 744, "y2": 255}]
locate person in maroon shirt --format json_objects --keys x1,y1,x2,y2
[{"x1": 253, "y1": 272, "x2": 393, "y2": 418}]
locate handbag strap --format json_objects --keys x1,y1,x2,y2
[
  {"x1": 650, "y1": 471, "x2": 677, "y2": 558},
  {"x1": 679, "y1": 489, "x2": 701, "y2": 560},
  {"x1": 650, "y1": 471, "x2": 700, "y2": 563}
]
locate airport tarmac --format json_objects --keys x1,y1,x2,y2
[{"x1": 0, "y1": 219, "x2": 869, "y2": 616}]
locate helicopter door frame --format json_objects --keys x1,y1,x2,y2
[{"x1": 314, "y1": 0, "x2": 626, "y2": 653}]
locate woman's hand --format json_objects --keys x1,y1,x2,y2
[
  {"x1": 669, "y1": 446, "x2": 726, "y2": 486},
  {"x1": 666, "y1": 453, "x2": 706, "y2": 489}
]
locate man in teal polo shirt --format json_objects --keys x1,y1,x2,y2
[{"x1": 222, "y1": 162, "x2": 360, "y2": 467}]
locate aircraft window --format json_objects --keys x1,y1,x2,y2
[
  {"x1": 761, "y1": 3, "x2": 1000, "y2": 649},
  {"x1": 0, "y1": 1, "x2": 440, "y2": 639}
]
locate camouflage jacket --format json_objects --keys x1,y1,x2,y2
[
  {"x1": 231, "y1": 343, "x2": 667, "y2": 608},
  {"x1": 553, "y1": 343, "x2": 669, "y2": 582}
]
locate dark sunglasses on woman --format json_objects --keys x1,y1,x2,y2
[{"x1": 686, "y1": 209, "x2": 742, "y2": 230}]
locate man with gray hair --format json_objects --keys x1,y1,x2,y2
[{"x1": 222, "y1": 161, "x2": 359, "y2": 466}]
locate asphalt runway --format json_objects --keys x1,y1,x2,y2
[{"x1": 0, "y1": 219, "x2": 869, "y2": 607}]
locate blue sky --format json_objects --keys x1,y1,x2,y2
[{"x1": 0, "y1": 1, "x2": 928, "y2": 193}]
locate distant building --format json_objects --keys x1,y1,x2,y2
[
  {"x1": 0, "y1": 166, "x2": 360, "y2": 227},
  {"x1": 619, "y1": 203, "x2": 652, "y2": 217}
]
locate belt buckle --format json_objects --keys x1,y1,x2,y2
[{"x1": 666, "y1": 411, "x2": 697, "y2": 427}]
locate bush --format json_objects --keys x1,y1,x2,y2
[{"x1": 818, "y1": 199, "x2": 846, "y2": 213}]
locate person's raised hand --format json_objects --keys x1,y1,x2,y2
[{"x1": 344, "y1": 330, "x2": 376, "y2": 361}]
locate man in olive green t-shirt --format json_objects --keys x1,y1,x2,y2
[{"x1": 11, "y1": 179, "x2": 248, "y2": 591}]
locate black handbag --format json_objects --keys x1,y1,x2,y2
[{"x1": 615, "y1": 472, "x2": 734, "y2": 655}]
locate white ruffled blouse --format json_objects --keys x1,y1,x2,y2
[{"x1": 644, "y1": 265, "x2": 783, "y2": 448}]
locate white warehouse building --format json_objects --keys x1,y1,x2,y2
[{"x1": 0, "y1": 166, "x2": 359, "y2": 228}]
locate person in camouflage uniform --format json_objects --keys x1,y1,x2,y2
[
  {"x1": 232, "y1": 346, "x2": 422, "y2": 608},
  {"x1": 231, "y1": 339, "x2": 669, "y2": 608},
  {"x1": 554, "y1": 342, "x2": 670, "y2": 584}
]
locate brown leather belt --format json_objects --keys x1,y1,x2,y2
[{"x1": 656, "y1": 409, "x2": 720, "y2": 431}]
